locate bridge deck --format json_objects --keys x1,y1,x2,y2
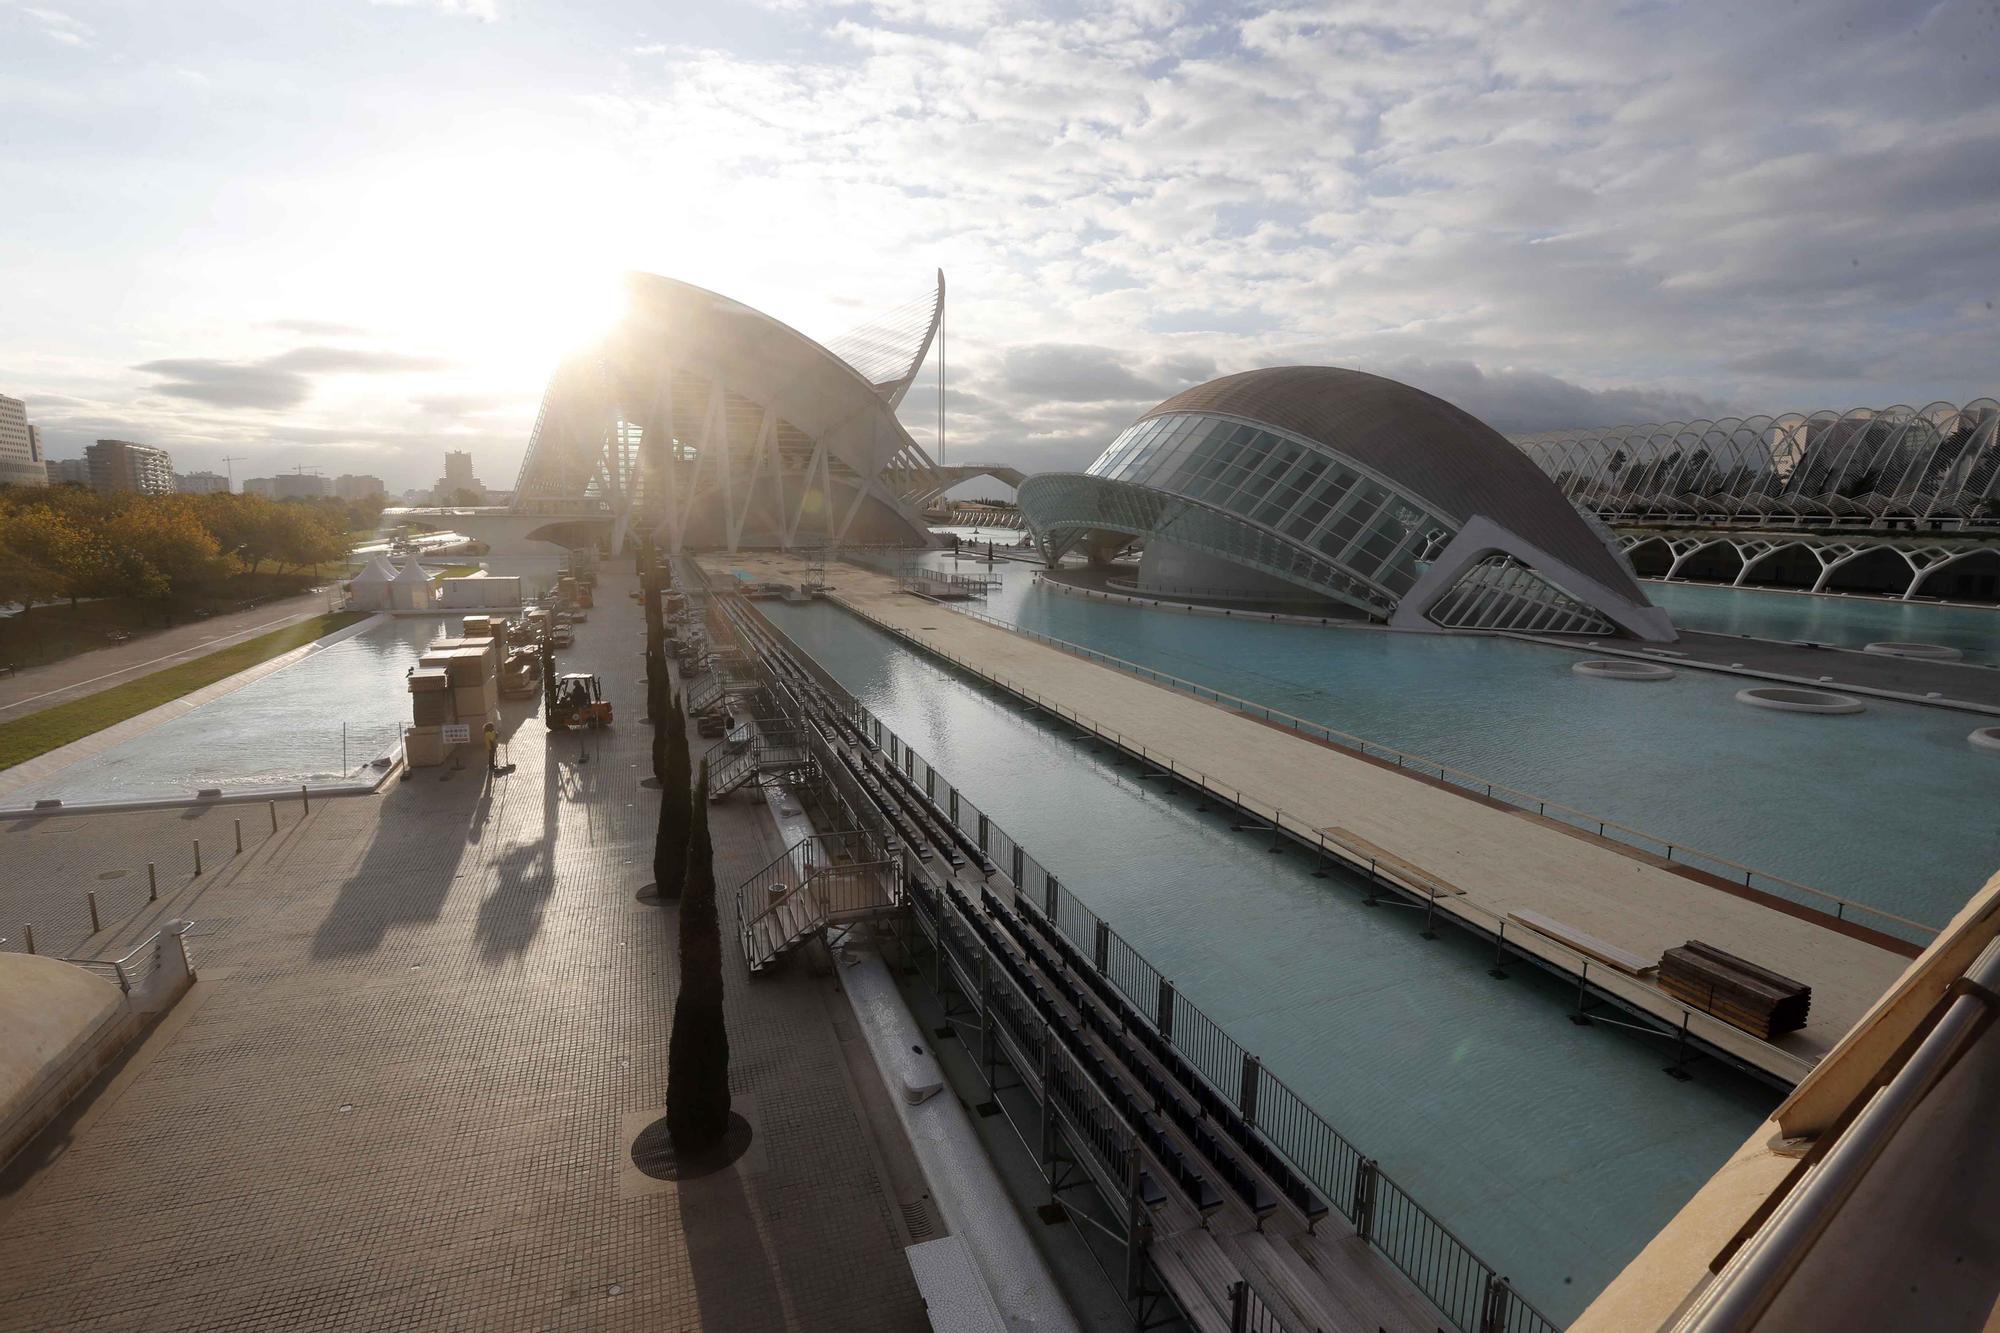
[{"x1": 714, "y1": 553, "x2": 1915, "y2": 1085}]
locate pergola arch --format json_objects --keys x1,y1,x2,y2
[{"x1": 1515, "y1": 396, "x2": 1998, "y2": 528}]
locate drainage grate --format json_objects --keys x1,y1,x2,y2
[{"x1": 900, "y1": 1198, "x2": 937, "y2": 1241}]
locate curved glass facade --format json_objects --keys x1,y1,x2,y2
[{"x1": 1081, "y1": 412, "x2": 1456, "y2": 601}]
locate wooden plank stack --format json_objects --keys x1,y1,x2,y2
[{"x1": 1658, "y1": 940, "x2": 1812, "y2": 1039}]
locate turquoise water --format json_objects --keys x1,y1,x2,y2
[
  {"x1": 1644, "y1": 580, "x2": 2000, "y2": 664},
  {"x1": 913, "y1": 557, "x2": 1999, "y2": 928},
  {"x1": 763, "y1": 598, "x2": 1775, "y2": 1325},
  {"x1": 10, "y1": 615, "x2": 449, "y2": 808}
]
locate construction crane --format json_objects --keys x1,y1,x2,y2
[{"x1": 220, "y1": 455, "x2": 245, "y2": 491}]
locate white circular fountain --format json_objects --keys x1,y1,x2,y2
[
  {"x1": 1863, "y1": 641, "x2": 1962, "y2": 661},
  {"x1": 1572, "y1": 659, "x2": 1674, "y2": 681},
  {"x1": 1736, "y1": 686, "x2": 1865, "y2": 715}
]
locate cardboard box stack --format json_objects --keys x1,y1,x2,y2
[{"x1": 403, "y1": 633, "x2": 503, "y2": 767}]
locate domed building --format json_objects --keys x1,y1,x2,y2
[{"x1": 1017, "y1": 367, "x2": 1675, "y2": 640}]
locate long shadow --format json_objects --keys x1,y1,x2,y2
[
  {"x1": 472, "y1": 743, "x2": 562, "y2": 964},
  {"x1": 683, "y1": 1149, "x2": 794, "y2": 1327},
  {"x1": 309, "y1": 777, "x2": 481, "y2": 960}
]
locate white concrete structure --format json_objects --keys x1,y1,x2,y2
[
  {"x1": 438, "y1": 271, "x2": 954, "y2": 557},
  {"x1": 1022, "y1": 367, "x2": 1674, "y2": 640}
]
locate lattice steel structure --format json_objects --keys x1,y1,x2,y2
[
  {"x1": 1514, "y1": 399, "x2": 2000, "y2": 530},
  {"x1": 510, "y1": 272, "x2": 949, "y2": 552},
  {"x1": 1019, "y1": 367, "x2": 1673, "y2": 640}
]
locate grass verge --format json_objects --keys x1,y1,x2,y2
[{"x1": 0, "y1": 611, "x2": 370, "y2": 772}]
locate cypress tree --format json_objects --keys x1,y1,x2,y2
[
  {"x1": 539, "y1": 636, "x2": 557, "y2": 717},
  {"x1": 645, "y1": 640, "x2": 666, "y2": 727},
  {"x1": 667, "y1": 758, "x2": 730, "y2": 1151},
  {"x1": 653, "y1": 689, "x2": 692, "y2": 900}
]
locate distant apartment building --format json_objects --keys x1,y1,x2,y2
[
  {"x1": 48, "y1": 457, "x2": 91, "y2": 486},
  {"x1": 278, "y1": 473, "x2": 331, "y2": 500},
  {"x1": 243, "y1": 474, "x2": 332, "y2": 499},
  {"x1": 175, "y1": 471, "x2": 231, "y2": 494},
  {"x1": 87, "y1": 439, "x2": 175, "y2": 496},
  {"x1": 434, "y1": 449, "x2": 486, "y2": 501},
  {"x1": 0, "y1": 394, "x2": 48, "y2": 488},
  {"x1": 335, "y1": 473, "x2": 386, "y2": 500}
]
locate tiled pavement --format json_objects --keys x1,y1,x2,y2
[{"x1": 0, "y1": 569, "x2": 930, "y2": 1332}]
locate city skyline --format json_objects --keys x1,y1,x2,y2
[{"x1": 4, "y1": 1, "x2": 1996, "y2": 492}]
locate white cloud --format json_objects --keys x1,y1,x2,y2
[
  {"x1": 19, "y1": 4, "x2": 92, "y2": 47},
  {"x1": 3, "y1": 0, "x2": 1994, "y2": 489},
  {"x1": 367, "y1": 0, "x2": 497, "y2": 22}
]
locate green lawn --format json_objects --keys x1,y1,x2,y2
[
  {"x1": 0, "y1": 611, "x2": 369, "y2": 772},
  {"x1": 430, "y1": 564, "x2": 481, "y2": 581},
  {"x1": 0, "y1": 571, "x2": 331, "y2": 672}
]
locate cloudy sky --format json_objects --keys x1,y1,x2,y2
[{"x1": 4, "y1": 0, "x2": 1995, "y2": 492}]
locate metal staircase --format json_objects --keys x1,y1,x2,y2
[
  {"x1": 736, "y1": 831, "x2": 899, "y2": 972},
  {"x1": 705, "y1": 722, "x2": 814, "y2": 799},
  {"x1": 685, "y1": 672, "x2": 724, "y2": 717}
]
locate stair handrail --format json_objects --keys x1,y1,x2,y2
[{"x1": 734, "y1": 830, "x2": 888, "y2": 945}]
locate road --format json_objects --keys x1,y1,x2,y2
[{"x1": 0, "y1": 591, "x2": 337, "y2": 721}]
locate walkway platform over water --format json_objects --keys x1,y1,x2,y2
[{"x1": 718, "y1": 553, "x2": 1915, "y2": 1085}]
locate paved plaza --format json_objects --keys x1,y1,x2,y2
[{"x1": 0, "y1": 570, "x2": 931, "y2": 1332}]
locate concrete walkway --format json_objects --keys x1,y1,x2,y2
[
  {"x1": 722, "y1": 553, "x2": 1915, "y2": 1085},
  {"x1": 0, "y1": 568, "x2": 932, "y2": 1332},
  {"x1": 0, "y1": 591, "x2": 335, "y2": 721}
]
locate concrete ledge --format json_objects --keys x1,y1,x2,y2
[
  {"x1": 1, "y1": 955, "x2": 136, "y2": 1170},
  {"x1": 0, "y1": 762, "x2": 397, "y2": 820}
]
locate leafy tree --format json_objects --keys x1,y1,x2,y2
[
  {"x1": 666, "y1": 757, "x2": 730, "y2": 1152},
  {"x1": 103, "y1": 499, "x2": 226, "y2": 597},
  {"x1": 5, "y1": 506, "x2": 103, "y2": 609},
  {"x1": 267, "y1": 505, "x2": 345, "y2": 572},
  {"x1": 0, "y1": 513, "x2": 65, "y2": 614}
]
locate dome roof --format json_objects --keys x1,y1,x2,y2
[{"x1": 1141, "y1": 367, "x2": 1640, "y2": 597}]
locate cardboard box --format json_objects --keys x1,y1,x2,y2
[{"x1": 404, "y1": 726, "x2": 445, "y2": 768}]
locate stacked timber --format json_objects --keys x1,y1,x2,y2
[{"x1": 1658, "y1": 941, "x2": 1811, "y2": 1040}]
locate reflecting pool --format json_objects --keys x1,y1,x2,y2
[
  {"x1": 912, "y1": 556, "x2": 1998, "y2": 927},
  {"x1": 1642, "y1": 580, "x2": 2000, "y2": 664},
  {"x1": 763, "y1": 597, "x2": 1776, "y2": 1325},
  {"x1": 11, "y1": 615, "x2": 454, "y2": 808}
]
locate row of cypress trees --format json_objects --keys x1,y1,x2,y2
[{"x1": 641, "y1": 544, "x2": 733, "y2": 1154}]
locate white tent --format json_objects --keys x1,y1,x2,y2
[
  {"x1": 390, "y1": 558, "x2": 436, "y2": 611},
  {"x1": 347, "y1": 555, "x2": 400, "y2": 611}
]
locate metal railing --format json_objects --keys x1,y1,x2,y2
[
  {"x1": 62, "y1": 923, "x2": 195, "y2": 999},
  {"x1": 836, "y1": 595, "x2": 1823, "y2": 1084},
  {"x1": 893, "y1": 596, "x2": 1938, "y2": 946},
  {"x1": 728, "y1": 595, "x2": 1562, "y2": 1333},
  {"x1": 734, "y1": 830, "x2": 895, "y2": 964}
]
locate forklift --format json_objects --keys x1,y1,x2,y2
[{"x1": 547, "y1": 673, "x2": 613, "y2": 729}]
